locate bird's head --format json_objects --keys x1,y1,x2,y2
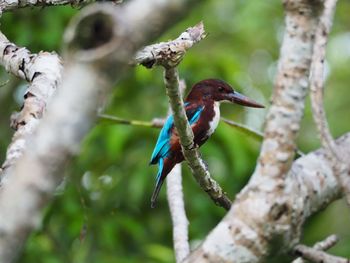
[{"x1": 186, "y1": 79, "x2": 264, "y2": 108}]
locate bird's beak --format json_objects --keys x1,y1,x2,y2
[{"x1": 227, "y1": 91, "x2": 265, "y2": 108}]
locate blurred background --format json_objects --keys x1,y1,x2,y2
[{"x1": 1, "y1": 0, "x2": 350, "y2": 262}]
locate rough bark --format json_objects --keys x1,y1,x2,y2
[
  {"x1": 0, "y1": 0, "x2": 202, "y2": 262},
  {"x1": 185, "y1": 133, "x2": 349, "y2": 262},
  {"x1": 293, "y1": 235, "x2": 339, "y2": 263},
  {"x1": 295, "y1": 244, "x2": 349, "y2": 263},
  {"x1": 135, "y1": 22, "x2": 206, "y2": 68},
  {"x1": 0, "y1": 32, "x2": 63, "y2": 181},
  {"x1": 0, "y1": 0, "x2": 86, "y2": 14},
  {"x1": 184, "y1": 0, "x2": 345, "y2": 262}
]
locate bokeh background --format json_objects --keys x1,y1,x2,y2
[{"x1": 1, "y1": 1, "x2": 350, "y2": 262}]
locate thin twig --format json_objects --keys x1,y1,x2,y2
[
  {"x1": 166, "y1": 164, "x2": 190, "y2": 262},
  {"x1": 98, "y1": 114, "x2": 266, "y2": 143},
  {"x1": 293, "y1": 235, "x2": 339, "y2": 263},
  {"x1": 98, "y1": 113, "x2": 163, "y2": 128},
  {"x1": 221, "y1": 117, "x2": 263, "y2": 141},
  {"x1": 0, "y1": 79, "x2": 9, "y2": 87},
  {"x1": 294, "y1": 244, "x2": 349, "y2": 263},
  {"x1": 309, "y1": 0, "x2": 350, "y2": 204},
  {"x1": 222, "y1": 118, "x2": 305, "y2": 157}
]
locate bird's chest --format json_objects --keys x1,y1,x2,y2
[{"x1": 206, "y1": 102, "x2": 220, "y2": 137}]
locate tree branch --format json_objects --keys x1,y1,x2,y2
[
  {"x1": 0, "y1": 0, "x2": 86, "y2": 14},
  {"x1": 184, "y1": 0, "x2": 340, "y2": 261},
  {"x1": 310, "y1": 0, "x2": 338, "y2": 157},
  {"x1": 135, "y1": 21, "x2": 206, "y2": 68},
  {"x1": 221, "y1": 117, "x2": 263, "y2": 141},
  {"x1": 136, "y1": 22, "x2": 231, "y2": 209},
  {"x1": 0, "y1": 0, "x2": 202, "y2": 262},
  {"x1": 166, "y1": 164, "x2": 190, "y2": 263},
  {"x1": 251, "y1": 0, "x2": 322, "y2": 185},
  {"x1": 185, "y1": 133, "x2": 350, "y2": 262},
  {"x1": 98, "y1": 114, "x2": 265, "y2": 144},
  {"x1": 293, "y1": 235, "x2": 339, "y2": 263},
  {"x1": 308, "y1": 0, "x2": 350, "y2": 203},
  {"x1": 98, "y1": 113, "x2": 163, "y2": 128},
  {"x1": 164, "y1": 67, "x2": 231, "y2": 210},
  {"x1": 294, "y1": 239, "x2": 349, "y2": 263},
  {"x1": 0, "y1": 32, "x2": 63, "y2": 182}
]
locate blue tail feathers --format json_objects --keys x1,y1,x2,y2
[{"x1": 151, "y1": 158, "x2": 164, "y2": 208}]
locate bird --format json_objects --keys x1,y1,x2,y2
[{"x1": 149, "y1": 79, "x2": 264, "y2": 208}]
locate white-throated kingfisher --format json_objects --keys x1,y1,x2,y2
[{"x1": 150, "y1": 79, "x2": 264, "y2": 207}]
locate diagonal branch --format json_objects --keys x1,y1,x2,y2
[
  {"x1": 0, "y1": 32, "x2": 63, "y2": 182},
  {"x1": 293, "y1": 235, "x2": 339, "y2": 263},
  {"x1": 294, "y1": 240, "x2": 349, "y2": 263}
]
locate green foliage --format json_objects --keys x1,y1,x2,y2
[{"x1": 1, "y1": 1, "x2": 350, "y2": 262}]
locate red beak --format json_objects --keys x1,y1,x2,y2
[{"x1": 228, "y1": 91, "x2": 264, "y2": 108}]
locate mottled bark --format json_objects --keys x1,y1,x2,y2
[
  {"x1": 0, "y1": 0, "x2": 202, "y2": 262},
  {"x1": 295, "y1": 244, "x2": 349, "y2": 263},
  {"x1": 0, "y1": 32, "x2": 63, "y2": 181},
  {"x1": 135, "y1": 22, "x2": 206, "y2": 68},
  {"x1": 0, "y1": 0, "x2": 86, "y2": 14},
  {"x1": 185, "y1": 133, "x2": 350, "y2": 262},
  {"x1": 293, "y1": 235, "x2": 339, "y2": 263},
  {"x1": 184, "y1": 0, "x2": 344, "y2": 262}
]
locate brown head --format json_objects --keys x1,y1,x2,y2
[{"x1": 186, "y1": 79, "x2": 264, "y2": 108}]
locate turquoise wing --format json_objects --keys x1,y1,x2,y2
[{"x1": 149, "y1": 104, "x2": 204, "y2": 164}]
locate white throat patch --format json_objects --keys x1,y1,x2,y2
[{"x1": 207, "y1": 101, "x2": 220, "y2": 137}]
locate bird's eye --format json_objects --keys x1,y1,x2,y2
[{"x1": 218, "y1": 86, "x2": 224, "y2": 92}]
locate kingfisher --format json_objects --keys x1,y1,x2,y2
[{"x1": 150, "y1": 79, "x2": 264, "y2": 207}]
